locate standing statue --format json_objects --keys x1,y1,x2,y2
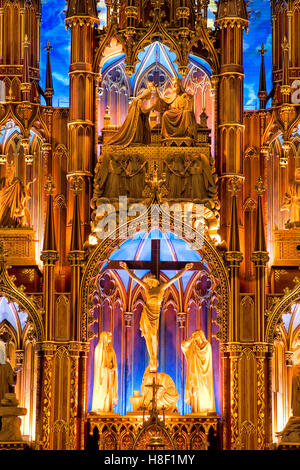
[
  {"x1": 184, "y1": 154, "x2": 218, "y2": 201},
  {"x1": 0, "y1": 340, "x2": 17, "y2": 403},
  {"x1": 281, "y1": 168, "x2": 300, "y2": 228},
  {"x1": 127, "y1": 154, "x2": 147, "y2": 199},
  {"x1": 154, "y1": 78, "x2": 197, "y2": 141},
  {"x1": 164, "y1": 154, "x2": 185, "y2": 199},
  {"x1": 91, "y1": 331, "x2": 118, "y2": 413},
  {"x1": 107, "y1": 83, "x2": 155, "y2": 148},
  {"x1": 181, "y1": 330, "x2": 215, "y2": 414},
  {"x1": 96, "y1": 153, "x2": 128, "y2": 198},
  {"x1": 120, "y1": 262, "x2": 193, "y2": 372},
  {"x1": 291, "y1": 364, "x2": 300, "y2": 417},
  {"x1": 0, "y1": 161, "x2": 33, "y2": 228}
]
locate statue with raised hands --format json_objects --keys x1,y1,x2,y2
[{"x1": 120, "y1": 261, "x2": 193, "y2": 372}]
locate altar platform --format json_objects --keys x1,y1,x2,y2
[{"x1": 86, "y1": 411, "x2": 220, "y2": 450}]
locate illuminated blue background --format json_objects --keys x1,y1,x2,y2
[
  {"x1": 40, "y1": 0, "x2": 272, "y2": 109},
  {"x1": 87, "y1": 231, "x2": 221, "y2": 416}
]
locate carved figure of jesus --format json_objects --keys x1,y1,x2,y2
[{"x1": 120, "y1": 261, "x2": 193, "y2": 372}]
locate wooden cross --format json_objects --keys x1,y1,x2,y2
[
  {"x1": 107, "y1": 239, "x2": 205, "y2": 279},
  {"x1": 258, "y1": 44, "x2": 267, "y2": 57},
  {"x1": 44, "y1": 41, "x2": 52, "y2": 53}
]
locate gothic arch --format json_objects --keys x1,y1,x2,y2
[
  {"x1": 80, "y1": 210, "x2": 230, "y2": 343},
  {"x1": 0, "y1": 261, "x2": 43, "y2": 342},
  {"x1": 265, "y1": 280, "x2": 300, "y2": 344}
]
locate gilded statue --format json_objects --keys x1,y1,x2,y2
[
  {"x1": 107, "y1": 83, "x2": 155, "y2": 147},
  {"x1": 140, "y1": 366, "x2": 179, "y2": 412},
  {"x1": 120, "y1": 262, "x2": 193, "y2": 372},
  {"x1": 164, "y1": 154, "x2": 185, "y2": 199},
  {"x1": 183, "y1": 154, "x2": 218, "y2": 201},
  {"x1": 0, "y1": 162, "x2": 33, "y2": 228},
  {"x1": 154, "y1": 78, "x2": 197, "y2": 141},
  {"x1": 281, "y1": 168, "x2": 300, "y2": 228},
  {"x1": 96, "y1": 152, "x2": 128, "y2": 198},
  {"x1": 291, "y1": 364, "x2": 300, "y2": 417},
  {"x1": 127, "y1": 154, "x2": 147, "y2": 199},
  {"x1": 91, "y1": 331, "x2": 118, "y2": 413},
  {"x1": 0, "y1": 340, "x2": 17, "y2": 403},
  {"x1": 181, "y1": 330, "x2": 215, "y2": 414}
]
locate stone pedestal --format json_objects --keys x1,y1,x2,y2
[
  {"x1": 0, "y1": 393, "x2": 27, "y2": 450},
  {"x1": 277, "y1": 416, "x2": 300, "y2": 450}
]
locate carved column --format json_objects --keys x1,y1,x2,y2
[
  {"x1": 67, "y1": 342, "x2": 81, "y2": 450},
  {"x1": 78, "y1": 343, "x2": 89, "y2": 450},
  {"x1": 65, "y1": 6, "x2": 99, "y2": 245},
  {"x1": 35, "y1": 342, "x2": 56, "y2": 450},
  {"x1": 215, "y1": 6, "x2": 248, "y2": 247}
]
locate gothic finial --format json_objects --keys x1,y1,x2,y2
[
  {"x1": 255, "y1": 176, "x2": 265, "y2": 195},
  {"x1": 253, "y1": 177, "x2": 267, "y2": 253},
  {"x1": 228, "y1": 176, "x2": 241, "y2": 196},
  {"x1": 258, "y1": 43, "x2": 267, "y2": 109},
  {"x1": 70, "y1": 178, "x2": 83, "y2": 252},
  {"x1": 42, "y1": 182, "x2": 57, "y2": 254},
  {"x1": 228, "y1": 177, "x2": 241, "y2": 252},
  {"x1": 70, "y1": 175, "x2": 83, "y2": 195},
  {"x1": 44, "y1": 41, "x2": 54, "y2": 106},
  {"x1": 44, "y1": 175, "x2": 56, "y2": 195}
]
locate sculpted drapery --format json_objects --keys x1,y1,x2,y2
[
  {"x1": 0, "y1": 340, "x2": 17, "y2": 403},
  {"x1": 140, "y1": 366, "x2": 179, "y2": 412},
  {"x1": 0, "y1": 162, "x2": 32, "y2": 228},
  {"x1": 92, "y1": 331, "x2": 118, "y2": 413},
  {"x1": 181, "y1": 330, "x2": 215, "y2": 414},
  {"x1": 155, "y1": 78, "x2": 198, "y2": 140},
  {"x1": 107, "y1": 86, "x2": 154, "y2": 148}
]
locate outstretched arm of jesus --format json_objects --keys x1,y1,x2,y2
[
  {"x1": 163, "y1": 263, "x2": 194, "y2": 290},
  {"x1": 119, "y1": 262, "x2": 147, "y2": 289}
]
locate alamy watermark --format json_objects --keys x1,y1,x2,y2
[{"x1": 94, "y1": 196, "x2": 205, "y2": 248}]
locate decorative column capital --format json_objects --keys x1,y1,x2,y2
[
  {"x1": 285, "y1": 351, "x2": 294, "y2": 367},
  {"x1": 250, "y1": 251, "x2": 269, "y2": 265},
  {"x1": 177, "y1": 312, "x2": 187, "y2": 329},
  {"x1": 124, "y1": 311, "x2": 133, "y2": 328}
]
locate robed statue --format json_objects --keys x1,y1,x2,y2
[
  {"x1": 0, "y1": 161, "x2": 33, "y2": 228},
  {"x1": 154, "y1": 78, "x2": 197, "y2": 141},
  {"x1": 0, "y1": 340, "x2": 17, "y2": 403},
  {"x1": 181, "y1": 330, "x2": 215, "y2": 414},
  {"x1": 184, "y1": 153, "x2": 218, "y2": 201},
  {"x1": 120, "y1": 262, "x2": 193, "y2": 372},
  {"x1": 281, "y1": 168, "x2": 300, "y2": 228},
  {"x1": 140, "y1": 366, "x2": 179, "y2": 412},
  {"x1": 107, "y1": 83, "x2": 155, "y2": 148},
  {"x1": 91, "y1": 331, "x2": 118, "y2": 413}
]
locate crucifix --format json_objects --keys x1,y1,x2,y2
[{"x1": 107, "y1": 239, "x2": 205, "y2": 372}]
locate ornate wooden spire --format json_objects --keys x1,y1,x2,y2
[
  {"x1": 44, "y1": 41, "x2": 54, "y2": 107},
  {"x1": 258, "y1": 44, "x2": 267, "y2": 109},
  {"x1": 253, "y1": 176, "x2": 267, "y2": 253},
  {"x1": 42, "y1": 176, "x2": 57, "y2": 253},
  {"x1": 228, "y1": 177, "x2": 241, "y2": 252},
  {"x1": 70, "y1": 177, "x2": 83, "y2": 252}
]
